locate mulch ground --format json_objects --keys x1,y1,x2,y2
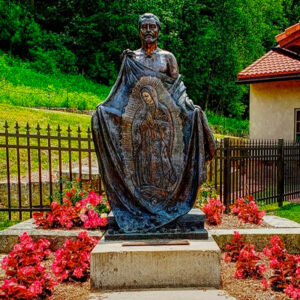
[
  {"x1": 0, "y1": 252, "x2": 292, "y2": 300},
  {"x1": 221, "y1": 254, "x2": 290, "y2": 300},
  {"x1": 205, "y1": 213, "x2": 273, "y2": 230}
]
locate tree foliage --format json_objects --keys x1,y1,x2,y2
[{"x1": 0, "y1": 0, "x2": 296, "y2": 117}]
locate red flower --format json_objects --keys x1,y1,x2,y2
[
  {"x1": 202, "y1": 197, "x2": 225, "y2": 225},
  {"x1": 234, "y1": 244, "x2": 266, "y2": 279},
  {"x1": 230, "y1": 196, "x2": 265, "y2": 224},
  {"x1": 51, "y1": 232, "x2": 99, "y2": 282},
  {"x1": 0, "y1": 233, "x2": 56, "y2": 299},
  {"x1": 261, "y1": 279, "x2": 269, "y2": 290},
  {"x1": 224, "y1": 231, "x2": 247, "y2": 262},
  {"x1": 263, "y1": 235, "x2": 300, "y2": 292}
]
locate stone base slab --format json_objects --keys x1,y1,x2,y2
[
  {"x1": 211, "y1": 228, "x2": 300, "y2": 254},
  {"x1": 90, "y1": 236, "x2": 221, "y2": 290},
  {"x1": 105, "y1": 209, "x2": 207, "y2": 240},
  {"x1": 0, "y1": 219, "x2": 104, "y2": 253}
]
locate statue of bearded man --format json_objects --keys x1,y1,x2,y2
[{"x1": 92, "y1": 13, "x2": 215, "y2": 233}]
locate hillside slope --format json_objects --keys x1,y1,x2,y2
[
  {"x1": 0, "y1": 52, "x2": 110, "y2": 110},
  {"x1": 0, "y1": 52, "x2": 248, "y2": 137}
]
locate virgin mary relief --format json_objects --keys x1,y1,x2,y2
[
  {"x1": 132, "y1": 85, "x2": 176, "y2": 192},
  {"x1": 120, "y1": 77, "x2": 184, "y2": 215}
]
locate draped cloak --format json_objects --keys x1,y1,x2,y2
[{"x1": 92, "y1": 55, "x2": 215, "y2": 232}]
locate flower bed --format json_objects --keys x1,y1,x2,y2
[
  {"x1": 0, "y1": 232, "x2": 299, "y2": 299},
  {"x1": 223, "y1": 233, "x2": 300, "y2": 300},
  {"x1": 33, "y1": 179, "x2": 110, "y2": 230},
  {"x1": 205, "y1": 214, "x2": 272, "y2": 229},
  {"x1": 0, "y1": 231, "x2": 99, "y2": 299},
  {"x1": 195, "y1": 193, "x2": 268, "y2": 229}
]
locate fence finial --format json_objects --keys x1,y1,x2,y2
[
  {"x1": 36, "y1": 123, "x2": 41, "y2": 132},
  {"x1": 14, "y1": 121, "x2": 20, "y2": 131},
  {"x1": 67, "y1": 125, "x2": 72, "y2": 134},
  {"x1": 4, "y1": 121, "x2": 9, "y2": 130}
]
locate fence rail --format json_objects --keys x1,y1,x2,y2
[
  {"x1": 0, "y1": 122, "x2": 100, "y2": 220},
  {"x1": 209, "y1": 138, "x2": 300, "y2": 207},
  {"x1": 0, "y1": 122, "x2": 299, "y2": 220}
]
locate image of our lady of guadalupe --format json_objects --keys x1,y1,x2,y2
[{"x1": 131, "y1": 85, "x2": 177, "y2": 204}]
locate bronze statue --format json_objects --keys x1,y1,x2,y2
[{"x1": 92, "y1": 13, "x2": 215, "y2": 233}]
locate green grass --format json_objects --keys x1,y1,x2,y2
[
  {"x1": 206, "y1": 110, "x2": 249, "y2": 137},
  {"x1": 0, "y1": 52, "x2": 110, "y2": 110},
  {"x1": 0, "y1": 211, "x2": 28, "y2": 230},
  {"x1": 0, "y1": 104, "x2": 93, "y2": 180},
  {"x1": 259, "y1": 201, "x2": 300, "y2": 224},
  {"x1": 0, "y1": 103, "x2": 91, "y2": 131}
]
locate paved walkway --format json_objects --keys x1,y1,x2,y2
[
  {"x1": 264, "y1": 215, "x2": 300, "y2": 228},
  {"x1": 89, "y1": 289, "x2": 236, "y2": 300}
]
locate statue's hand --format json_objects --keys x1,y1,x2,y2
[
  {"x1": 146, "y1": 113, "x2": 153, "y2": 124},
  {"x1": 120, "y1": 49, "x2": 135, "y2": 60}
]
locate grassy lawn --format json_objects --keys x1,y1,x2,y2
[
  {"x1": 0, "y1": 103, "x2": 91, "y2": 131},
  {"x1": 0, "y1": 211, "x2": 27, "y2": 230},
  {"x1": 0, "y1": 104, "x2": 93, "y2": 180},
  {"x1": 206, "y1": 110, "x2": 249, "y2": 137},
  {"x1": 259, "y1": 201, "x2": 300, "y2": 224},
  {"x1": 0, "y1": 52, "x2": 110, "y2": 110}
]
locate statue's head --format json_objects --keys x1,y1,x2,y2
[{"x1": 138, "y1": 13, "x2": 160, "y2": 44}]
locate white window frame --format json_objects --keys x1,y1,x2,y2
[{"x1": 295, "y1": 108, "x2": 300, "y2": 142}]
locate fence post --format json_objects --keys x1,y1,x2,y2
[
  {"x1": 277, "y1": 139, "x2": 284, "y2": 207},
  {"x1": 223, "y1": 138, "x2": 231, "y2": 212}
]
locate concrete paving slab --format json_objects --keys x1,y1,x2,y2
[
  {"x1": 211, "y1": 228, "x2": 300, "y2": 253},
  {"x1": 0, "y1": 219, "x2": 104, "y2": 252},
  {"x1": 264, "y1": 215, "x2": 300, "y2": 228},
  {"x1": 89, "y1": 288, "x2": 236, "y2": 300}
]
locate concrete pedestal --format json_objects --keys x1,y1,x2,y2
[{"x1": 90, "y1": 236, "x2": 221, "y2": 290}]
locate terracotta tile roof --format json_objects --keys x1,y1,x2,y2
[
  {"x1": 237, "y1": 50, "x2": 300, "y2": 80},
  {"x1": 276, "y1": 22, "x2": 300, "y2": 46}
]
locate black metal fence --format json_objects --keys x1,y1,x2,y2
[
  {"x1": 0, "y1": 122, "x2": 100, "y2": 220},
  {"x1": 0, "y1": 123, "x2": 299, "y2": 220},
  {"x1": 209, "y1": 138, "x2": 300, "y2": 208}
]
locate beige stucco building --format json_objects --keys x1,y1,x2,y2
[{"x1": 237, "y1": 22, "x2": 300, "y2": 141}]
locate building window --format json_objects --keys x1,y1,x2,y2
[{"x1": 296, "y1": 109, "x2": 300, "y2": 142}]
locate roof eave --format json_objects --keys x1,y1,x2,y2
[{"x1": 236, "y1": 74, "x2": 300, "y2": 84}]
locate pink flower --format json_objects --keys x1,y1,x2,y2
[
  {"x1": 261, "y1": 279, "x2": 268, "y2": 290},
  {"x1": 73, "y1": 268, "x2": 83, "y2": 278},
  {"x1": 28, "y1": 280, "x2": 43, "y2": 296}
]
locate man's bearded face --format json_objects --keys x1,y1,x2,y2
[{"x1": 139, "y1": 18, "x2": 159, "y2": 43}]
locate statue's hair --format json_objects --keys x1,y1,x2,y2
[{"x1": 138, "y1": 13, "x2": 160, "y2": 30}]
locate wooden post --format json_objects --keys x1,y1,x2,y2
[
  {"x1": 277, "y1": 139, "x2": 284, "y2": 207},
  {"x1": 223, "y1": 138, "x2": 231, "y2": 212}
]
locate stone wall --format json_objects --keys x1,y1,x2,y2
[{"x1": 0, "y1": 171, "x2": 101, "y2": 208}]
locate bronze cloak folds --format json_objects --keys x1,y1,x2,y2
[{"x1": 92, "y1": 56, "x2": 215, "y2": 232}]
